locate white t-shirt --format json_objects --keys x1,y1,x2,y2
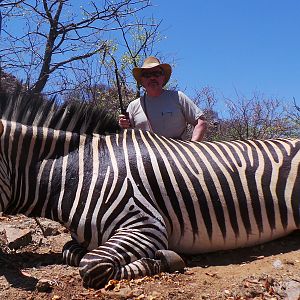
[{"x1": 127, "y1": 90, "x2": 204, "y2": 139}]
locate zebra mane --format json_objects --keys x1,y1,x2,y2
[{"x1": 0, "y1": 89, "x2": 120, "y2": 135}]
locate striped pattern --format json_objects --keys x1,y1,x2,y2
[{"x1": 0, "y1": 119, "x2": 299, "y2": 289}]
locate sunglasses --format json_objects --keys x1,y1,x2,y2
[{"x1": 141, "y1": 70, "x2": 164, "y2": 78}]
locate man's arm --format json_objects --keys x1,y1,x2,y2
[{"x1": 191, "y1": 117, "x2": 207, "y2": 142}]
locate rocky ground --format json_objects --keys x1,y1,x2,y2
[{"x1": 0, "y1": 214, "x2": 300, "y2": 300}]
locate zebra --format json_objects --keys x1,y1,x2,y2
[{"x1": 0, "y1": 91, "x2": 299, "y2": 289}]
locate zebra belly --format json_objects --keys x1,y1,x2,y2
[{"x1": 168, "y1": 225, "x2": 296, "y2": 254}]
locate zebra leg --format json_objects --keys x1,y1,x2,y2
[
  {"x1": 78, "y1": 230, "x2": 185, "y2": 289},
  {"x1": 62, "y1": 239, "x2": 87, "y2": 267}
]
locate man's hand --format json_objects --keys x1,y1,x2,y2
[
  {"x1": 191, "y1": 117, "x2": 207, "y2": 142},
  {"x1": 118, "y1": 114, "x2": 131, "y2": 129}
]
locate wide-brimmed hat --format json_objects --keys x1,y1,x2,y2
[{"x1": 133, "y1": 56, "x2": 172, "y2": 86}]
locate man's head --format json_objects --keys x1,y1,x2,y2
[{"x1": 133, "y1": 57, "x2": 172, "y2": 87}]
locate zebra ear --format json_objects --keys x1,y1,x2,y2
[{"x1": 0, "y1": 120, "x2": 3, "y2": 137}]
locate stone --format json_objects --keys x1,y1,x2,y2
[
  {"x1": 285, "y1": 280, "x2": 300, "y2": 300},
  {"x1": 36, "y1": 279, "x2": 52, "y2": 293},
  {"x1": 3, "y1": 225, "x2": 32, "y2": 249},
  {"x1": 272, "y1": 259, "x2": 283, "y2": 270}
]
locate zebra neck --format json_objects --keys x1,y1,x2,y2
[{"x1": 0, "y1": 120, "x2": 88, "y2": 217}]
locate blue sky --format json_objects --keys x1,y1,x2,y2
[
  {"x1": 2, "y1": 1, "x2": 299, "y2": 114},
  {"x1": 150, "y1": 1, "x2": 300, "y2": 111}
]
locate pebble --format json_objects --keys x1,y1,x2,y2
[
  {"x1": 4, "y1": 226, "x2": 32, "y2": 249},
  {"x1": 285, "y1": 280, "x2": 300, "y2": 300},
  {"x1": 272, "y1": 259, "x2": 283, "y2": 269},
  {"x1": 36, "y1": 279, "x2": 52, "y2": 293}
]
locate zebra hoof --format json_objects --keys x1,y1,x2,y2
[
  {"x1": 155, "y1": 250, "x2": 186, "y2": 273},
  {"x1": 62, "y1": 240, "x2": 87, "y2": 266}
]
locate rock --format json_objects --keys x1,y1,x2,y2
[
  {"x1": 36, "y1": 279, "x2": 52, "y2": 292},
  {"x1": 285, "y1": 280, "x2": 300, "y2": 300},
  {"x1": 0, "y1": 229, "x2": 8, "y2": 245},
  {"x1": 272, "y1": 259, "x2": 283, "y2": 269},
  {"x1": 3, "y1": 226, "x2": 32, "y2": 249},
  {"x1": 36, "y1": 219, "x2": 64, "y2": 236}
]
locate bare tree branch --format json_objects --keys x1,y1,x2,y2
[{"x1": 1, "y1": 0, "x2": 154, "y2": 96}]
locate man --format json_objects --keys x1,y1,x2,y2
[{"x1": 119, "y1": 56, "x2": 207, "y2": 141}]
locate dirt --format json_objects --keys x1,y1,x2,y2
[{"x1": 0, "y1": 215, "x2": 300, "y2": 300}]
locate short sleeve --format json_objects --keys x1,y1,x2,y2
[
  {"x1": 126, "y1": 100, "x2": 136, "y2": 127},
  {"x1": 178, "y1": 91, "x2": 204, "y2": 126}
]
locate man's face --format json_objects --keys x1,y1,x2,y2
[{"x1": 140, "y1": 67, "x2": 165, "y2": 91}]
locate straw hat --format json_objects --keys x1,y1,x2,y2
[{"x1": 133, "y1": 56, "x2": 172, "y2": 86}]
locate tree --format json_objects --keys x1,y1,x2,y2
[
  {"x1": 221, "y1": 92, "x2": 293, "y2": 140},
  {"x1": 193, "y1": 87, "x2": 296, "y2": 141},
  {"x1": 61, "y1": 10, "x2": 164, "y2": 113},
  {"x1": 98, "y1": 14, "x2": 163, "y2": 100},
  {"x1": 289, "y1": 97, "x2": 300, "y2": 137},
  {"x1": 60, "y1": 15, "x2": 163, "y2": 114},
  {"x1": 63, "y1": 80, "x2": 136, "y2": 119},
  {"x1": 0, "y1": 0, "x2": 156, "y2": 97},
  {"x1": 192, "y1": 86, "x2": 220, "y2": 141}
]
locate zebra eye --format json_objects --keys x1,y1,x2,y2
[{"x1": 129, "y1": 205, "x2": 135, "y2": 211}]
